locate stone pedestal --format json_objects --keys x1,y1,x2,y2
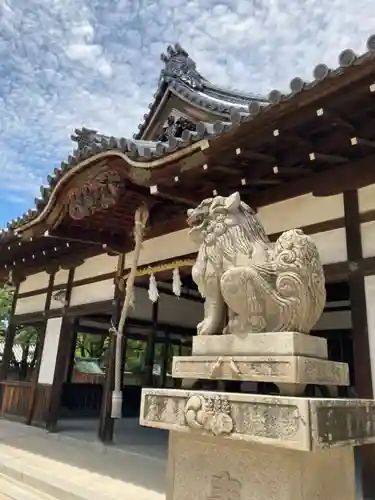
[
  {"x1": 167, "y1": 432, "x2": 355, "y2": 500},
  {"x1": 140, "y1": 389, "x2": 375, "y2": 500},
  {"x1": 174, "y1": 333, "x2": 349, "y2": 396},
  {"x1": 140, "y1": 332, "x2": 375, "y2": 500}
]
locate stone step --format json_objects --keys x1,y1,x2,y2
[
  {"x1": 0, "y1": 439, "x2": 165, "y2": 500},
  {"x1": 0, "y1": 474, "x2": 58, "y2": 500}
]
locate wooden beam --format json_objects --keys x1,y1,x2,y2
[
  {"x1": 315, "y1": 108, "x2": 355, "y2": 132},
  {"x1": 309, "y1": 152, "x2": 348, "y2": 164},
  {"x1": 344, "y1": 190, "x2": 375, "y2": 498},
  {"x1": 149, "y1": 184, "x2": 200, "y2": 207},
  {"x1": 50, "y1": 227, "x2": 126, "y2": 255},
  {"x1": 248, "y1": 153, "x2": 375, "y2": 206},
  {"x1": 350, "y1": 136, "x2": 375, "y2": 149},
  {"x1": 235, "y1": 148, "x2": 276, "y2": 163}
]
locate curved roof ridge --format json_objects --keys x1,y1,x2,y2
[{"x1": 134, "y1": 43, "x2": 268, "y2": 139}]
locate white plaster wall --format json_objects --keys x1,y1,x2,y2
[
  {"x1": 74, "y1": 254, "x2": 118, "y2": 282},
  {"x1": 361, "y1": 221, "x2": 375, "y2": 258},
  {"x1": 49, "y1": 297, "x2": 66, "y2": 310},
  {"x1": 125, "y1": 228, "x2": 198, "y2": 270},
  {"x1": 38, "y1": 317, "x2": 63, "y2": 385},
  {"x1": 53, "y1": 269, "x2": 70, "y2": 286},
  {"x1": 310, "y1": 228, "x2": 347, "y2": 265},
  {"x1": 364, "y1": 275, "x2": 375, "y2": 395},
  {"x1": 70, "y1": 278, "x2": 115, "y2": 306},
  {"x1": 18, "y1": 272, "x2": 50, "y2": 294},
  {"x1": 257, "y1": 193, "x2": 344, "y2": 234},
  {"x1": 15, "y1": 294, "x2": 47, "y2": 315},
  {"x1": 358, "y1": 183, "x2": 375, "y2": 213}
]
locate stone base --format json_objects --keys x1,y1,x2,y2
[
  {"x1": 192, "y1": 332, "x2": 328, "y2": 359},
  {"x1": 166, "y1": 431, "x2": 356, "y2": 500},
  {"x1": 172, "y1": 355, "x2": 349, "y2": 393},
  {"x1": 140, "y1": 389, "x2": 375, "y2": 450}
]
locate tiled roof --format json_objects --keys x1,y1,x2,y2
[
  {"x1": 134, "y1": 43, "x2": 268, "y2": 139},
  {"x1": 1, "y1": 34, "x2": 375, "y2": 239}
]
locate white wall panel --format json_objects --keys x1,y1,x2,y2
[
  {"x1": 74, "y1": 254, "x2": 118, "y2": 282},
  {"x1": 53, "y1": 269, "x2": 70, "y2": 286},
  {"x1": 15, "y1": 294, "x2": 47, "y2": 315},
  {"x1": 257, "y1": 193, "x2": 344, "y2": 235},
  {"x1": 70, "y1": 279, "x2": 115, "y2": 306},
  {"x1": 38, "y1": 317, "x2": 63, "y2": 385},
  {"x1": 310, "y1": 228, "x2": 347, "y2": 265},
  {"x1": 361, "y1": 221, "x2": 375, "y2": 258},
  {"x1": 358, "y1": 183, "x2": 375, "y2": 214},
  {"x1": 19, "y1": 272, "x2": 50, "y2": 294},
  {"x1": 125, "y1": 228, "x2": 198, "y2": 270}
]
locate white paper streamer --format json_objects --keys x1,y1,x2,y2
[
  {"x1": 148, "y1": 273, "x2": 159, "y2": 302},
  {"x1": 172, "y1": 267, "x2": 182, "y2": 297}
]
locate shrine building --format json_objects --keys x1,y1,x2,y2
[{"x1": 1, "y1": 38, "x2": 375, "y2": 494}]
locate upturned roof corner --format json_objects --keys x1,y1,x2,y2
[{"x1": 134, "y1": 43, "x2": 269, "y2": 141}]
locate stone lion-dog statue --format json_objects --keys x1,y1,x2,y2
[{"x1": 187, "y1": 192, "x2": 326, "y2": 336}]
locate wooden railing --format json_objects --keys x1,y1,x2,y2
[{"x1": 0, "y1": 381, "x2": 32, "y2": 418}]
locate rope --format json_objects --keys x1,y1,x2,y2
[{"x1": 111, "y1": 203, "x2": 149, "y2": 418}]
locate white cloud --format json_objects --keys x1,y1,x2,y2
[{"x1": 0, "y1": 0, "x2": 374, "y2": 220}]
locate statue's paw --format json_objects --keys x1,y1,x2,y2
[{"x1": 197, "y1": 319, "x2": 213, "y2": 336}]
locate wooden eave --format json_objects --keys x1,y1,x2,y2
[{"x1": 150, "y1": 49, "x2": 375, "y2": 207}]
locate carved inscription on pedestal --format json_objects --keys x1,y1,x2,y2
[{"x1": 207, "y1": 472, "x2": 242, "y2": 500}]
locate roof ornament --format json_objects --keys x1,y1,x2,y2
[
  {"x1": 160, "y1": 43, "x2": 205, "y2": 90},
  {"x1": 71, "y1": 128, "x2": 102, "y2": 152}
]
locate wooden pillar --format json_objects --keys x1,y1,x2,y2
[
  {"x1": 66, "y1": 322, "x2": 78, "y2": 384},
  {"x1": 344, "y1": 190, "x2": 375, "y2": 498},
  {"x1": 144, "y1": 301, "x2": 158, "y2": 387},
  {"x1": 45, "y1": 268, "x2": 75, "y2": 432},
  {"x1": 26, "y1": 272, "x2": 55, "y2": 425},
  {"x1": 0, "y1": 283, "x2": 19, "y2": 382},
  {"x1": 98, "y1": 254, "x2": 124, "y2": 443}
]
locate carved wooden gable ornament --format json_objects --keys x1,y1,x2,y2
[{"x1": 65, "y1": 162, "x2": 121, "y2": 220}]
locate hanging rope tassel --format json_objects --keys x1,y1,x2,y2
[
  {"x1": 172, "y1": 267, "x2": 182, "y2": 297},
  {"x1": 148, "y1": 273, "x2": 159, "y2": 302}
]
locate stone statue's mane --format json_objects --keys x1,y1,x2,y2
[
  {"x1": 201, "y1": 198, "x2": 270, "y2": 269},
  {"x1": 189, "y1": 195, "x2": 271, "y2": 296}
]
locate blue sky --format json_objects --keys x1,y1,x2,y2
[{"x1": 0, "y1": 0, "x2": 374, "y2": 227}]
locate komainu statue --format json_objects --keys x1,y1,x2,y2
[{"x1": 187, "y1": 192, "x2": 326, "y2": 336}]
